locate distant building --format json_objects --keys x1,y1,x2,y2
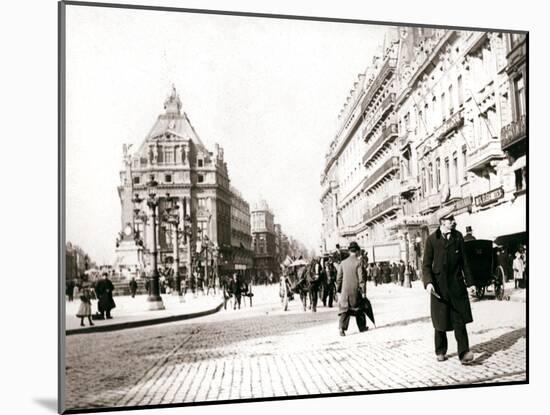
[
  {"x1": 251, "y1": 200, "x2": 279, "y2": 280},
  {"x1": 229, "y1": 186, "x2": 254, "y2": 276}
]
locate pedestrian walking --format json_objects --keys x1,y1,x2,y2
[
  {"x1": 95, "y1": 273, "x2": 116, "y2": 320},
  {"x1": 229, "y1": 273, "x2": 242, "y2": 310},
  {"x1": 279, "y1": 274, "x2": 292, "y2": 311},
  {"x1": 372, "y1": 263, "x2": 380, "y2": 286},
  {"x1": 383, "y1": 263, "x2": 391, "y2": 284},
  {"x1": 391, "y1": 263, "x2": 399, "y2": 284},
  {"x1": 129, "y1": 277, "x2": 138, "y2": 298},
  {"x1": 66, "y1": 279, "x2": 75, "y2": 302},
  {"x1": 513, "y1": 251, "x2": 525, "y2": 289},
  {"x1": 336, "y1": 241, "x2": 368, "y2": 336},
  {"x1": 294, "y1": 265, "x2": 309, "y2": 312},
  {"x1": 422, "y1": 214, "x2": 474, "y2": 365},
  {"x1": 76, "y1": 285, "x2": 95, "y2": 327},
  {"x1": 398, "y1": 261, "x2": 405, "y2": 286},
  {"x1": 308, "y1": 260, "x2": 322, "y2": 312}
]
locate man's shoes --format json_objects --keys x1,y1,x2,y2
[
  {"x1": 460, "y1": 351, "x2": 474, "y2": 365},
  {"x1": 436, "y1": 354, "x2": 447, "y2": 362},
  {"x1": 339, "y1": 329, "x2": 346, "y2": 337},
  {"x1": 359, "y1": 327, "x2": 369, "y2": 333}
]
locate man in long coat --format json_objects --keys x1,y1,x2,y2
[
  {"x1": 422, "y1": 214, "x2": 474, "y2": 364},
  {"x1": 95, "y1": 273, "x2": 116, "y2": 319},
  {"x1": 336, "y1": 241, "x2": 367, "y2": 336}
]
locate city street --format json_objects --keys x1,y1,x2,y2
[{"x1": 64, "y1": 283, "x2": 526, "y2": 411}]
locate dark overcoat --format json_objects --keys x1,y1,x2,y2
[
  {"x1": 422, "y1": 228, "x2": 474, "y2": 332},
  {"x1": 336, "y1": 255, "x2": 363, "y2": 315},
  {"x1": 95, "y1": 278, "x2": 116, "y2": 313}
]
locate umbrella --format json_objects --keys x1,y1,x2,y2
[{"x1": 361, "y1": 296, "x2": 376, "y2": 327}]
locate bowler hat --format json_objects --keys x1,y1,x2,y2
[
  {"x1": 439, "y1": 213, "x2": 455, "y2": 221},
  {"x1": 348, "y1": 241, "x2": 360, "y2": 252}
]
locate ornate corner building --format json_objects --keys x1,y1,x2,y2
[
  {"x1": 321, "y1": 28, "x2": 527, "y2": 272},
  {"x1": 115, "y1": 86, "x2": 233, "y2": 279}
]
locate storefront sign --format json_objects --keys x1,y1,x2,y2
[
  {"x1": 474, "y1": 187, "x2": 504, "y2": 207},
  {"x1": 454, "y1": 195, "x2": 472, "y2": 211}
]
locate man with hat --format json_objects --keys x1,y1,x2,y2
[
  {"x1": 422, "y1": 214, "x2": 475, "y2": 364},
  {"x1": 464, "y1": 226, "x2": 476, "y2": 242},
  {"x1": 336, "y1": 241, "x2": 368, "y2": 336}
]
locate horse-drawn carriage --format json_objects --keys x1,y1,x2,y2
[{"x1": 463, "y1": 239, "x2": 507, "y2": 300}]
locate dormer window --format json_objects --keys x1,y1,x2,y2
[{"x1": 198, "y1": 159, "x2": 204, "y2": 167}]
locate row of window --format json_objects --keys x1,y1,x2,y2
[{"x1": 419, "y1": 146, "x2": 468, "y2": 197}]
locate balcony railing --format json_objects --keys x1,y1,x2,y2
[
  {"x1": 362, "y1": 195, "x2": 401, "y2": 224},
  {"x1": 363, "y1": 123, "x2": 399, "y2": 165},
  {"x1": 436, "y1": 110, "x2": 464, "y2": 141},
  {"x1": 363, "y1": 94, "x2": 396, "y2": 140},
  {"x1": 362, "y1": 156, "x2": 400, "y2": 193},
  {"x1": 361, "y1": 58, "x2": 396, "y2": 113},
  {"x1": 418, "y1": 193, "x2": 441, "y2": 213},
  {"x1": 467, "y1": 140, "x2": 505, "y2": 172},
  {"x1": 501, "y1": 114, "x2": 526, "y2": 151},
  {"x1": 400, "y1": 175, "x2": 419, "y2": 195}
]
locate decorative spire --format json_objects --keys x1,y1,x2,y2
[{"x1": 163, "y1": 84, "x2": 182, "y2": 115}]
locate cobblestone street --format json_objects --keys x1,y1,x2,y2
[{"x1": 65, "y1": 283, "x2": 526, "y2": 411}]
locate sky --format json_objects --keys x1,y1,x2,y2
[{"x1": 65, "y1": 5, "x2": 387, "y2": 264}]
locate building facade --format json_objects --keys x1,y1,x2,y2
[
  {"x1": 229, "y1": 186, "x2": 254, "y2": 275},
  {"x1": 115, "y1": 86, "x2": 232, "y2": 280},
  {"x1": 251, "y1": 200, "x2": 279, "y2": 280},
  {"x1": 321, "y1": 28, "x2": 527, "y2": 274}
]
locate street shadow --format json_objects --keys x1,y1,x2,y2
[
  {"x1": 447, "y1": 327, "x2": 526, "y2": 365},
  {"x1": 376, "y1": 315, "x2": 432, "y2": 329},
  {"x1": 34, "y1": 398, "x2": 57, "y2": 412}
]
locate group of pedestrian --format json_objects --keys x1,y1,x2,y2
[
  {"x1": 366, "y1": 261, "x2": 417, "y2": 286},
  {"x1": 76, "y1": 273, "x2": 116, "y2": 326},
  {"x1": 221, "y1": 273, "x2": 253, "y2": 310}
]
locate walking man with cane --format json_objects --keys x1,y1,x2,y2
[
  {"x1": 337, "y1": 241, "x2": 368, "y2": 336},
  {"x1": 422, "y1": 214, "x2": 475, "y2": 364}
]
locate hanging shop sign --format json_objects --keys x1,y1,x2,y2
[{"x1": 474, "y1": 187, "x2": 504, "y2": 207}]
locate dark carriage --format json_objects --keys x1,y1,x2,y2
[{"x1": 463, "y1": 239, "x2": 506, "y2": 300}]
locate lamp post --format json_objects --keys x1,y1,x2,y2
[
  {"x1": 404, "y1": 232, "x2": 412, "y2": 288},
  {"x1": 164, "y1": 195, "x2": 183, "y2": 299},
  {"x1": 133, "y1": 180, "x2": 165, "y2": 310}
]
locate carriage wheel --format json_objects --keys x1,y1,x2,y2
[{"x1": 475, "y1": 286, "x2": 485, "y2": 299}]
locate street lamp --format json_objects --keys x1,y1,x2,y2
[
  {"x1": 164, "y1": 195, "x2": 184, "y2": 299},
  {"x1": 133, "y1": 180, "x2": 165, "y2": 310}
]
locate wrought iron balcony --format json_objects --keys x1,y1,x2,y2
[
  {"x1": 363, "y1": 94, "x2": 397, "y2": 141},
  {"x1": 418, "y1": 193, "x2": 441, "y2": 214},
  {"x1": 436, "y1": 110, "x2": 464, "y2": 142},
  {"x1": 362, "y1": 195, "x2": 401, "y2": 224},
  {"x1": 362, "y1": 156, "x2": 400, "y2": 194},
  {"x1": 467, "y1": 140, "x2": 506, "y2": 172},
  {"x1": 501, "y1": 114, "x2": 526, "y2": 151},
  {"x1": 363, "y1": 124, "x2": 399, "y2": 165},
  {"x1": 361, "y1": 58, "x2": 396, "y2": 113},
  {"x1": 400, "y1": 175, "x2": 419, "y2": 195}
]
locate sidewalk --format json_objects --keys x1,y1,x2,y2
[{"x1": 65, "y1": 292, "x2": 224, "y2": 335}]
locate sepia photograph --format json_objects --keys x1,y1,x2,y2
[{"x1": 59, "y1": 1, "x2": 528, "y2": 413}]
